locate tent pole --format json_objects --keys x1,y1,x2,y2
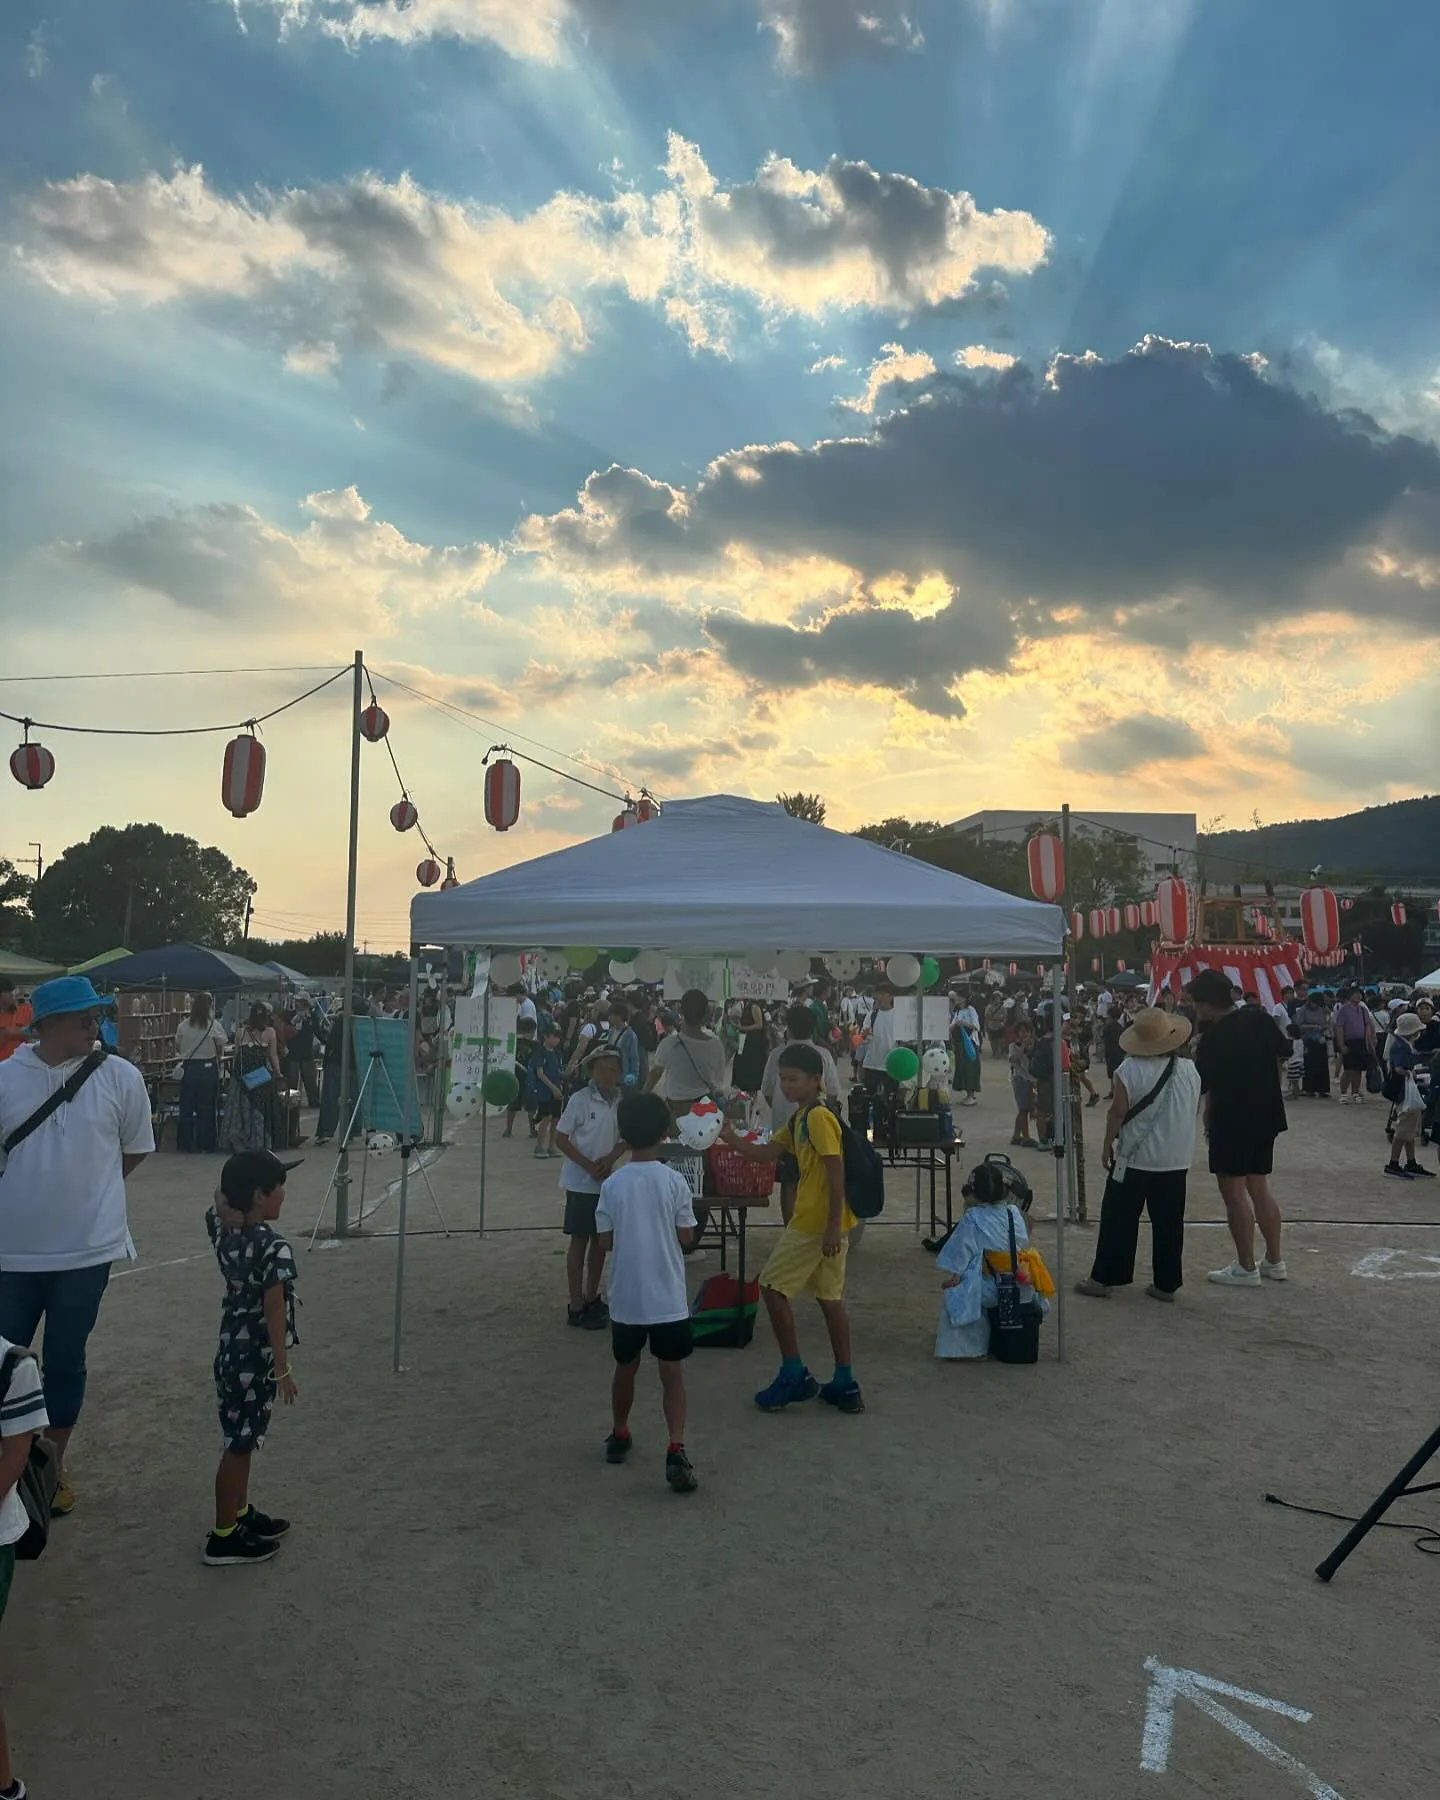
[
  {"x1": 392, "y1": 954, "x2": 420, "y2": 1373},
  {"x1": 479, "y1": 961, "x2": 490, "y2": 1237},
  {"x1": 1051, "y1": 963, "x2": 1067, "y2": 1363},
  {"x1": 334, "y1": 648, "x2": 364, "y2": 1238}
]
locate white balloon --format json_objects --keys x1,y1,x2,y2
[
  {"x1": 675, "y1": 1101, "x2": 723, "y2": 1151},
  {"x1": 631, "y1": 950, "x2": 667, "y2": 983},
  {"x1": 921, "y1": 1046, "x2": 951, "y2": 1083},
  {"x1": 825, "y1": 953, "x2": 861, "y2": 981},
  {"x1": 445, "y1": 1086, "x2": 473, "y2": 1119},
  {"x1": 490, "y1": 952, "x2": 523, "y2": 987},
  {"x1": 608, "y1": 958, "x2": 638, "y2": 984},
  {"x1": 368, "y1": 1131, "x2": 397, "y2": 1157},
  {"x1": 776, "y1": 951, "x2": 813, "y2": 984},
  {"x1": 886, "y1": 952, "x2": 921, "y2": 987}
]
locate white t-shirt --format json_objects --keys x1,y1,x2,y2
[
  {"x1": 0, "y1": 1046, "x2": 155, "y2": 1270},
  {"x1": 555, "y1": 1084, "x2": 621, "y2": 1195},
  {"x1": 1113, "y1": 1054, "x2": 1202, "y2": 1174},
  {"x1": 517, "y1": 997, "x2": 538, "y2": 1026},
  {"x1": 595, "y1": 1161, "x2": 696, "y2": 1326},
  {"x1": 1096, "y1": 990, "x2": 1114, "y2": 1018},
  {"x1": 862, "y1": 1006, "x2": 899, "y2": 1071},
  {"x1": 0, "y1": 1340, "x2": 47, "y2": 1547},
  {"x1": 651, "y1": 1029, "x2": 727, "y2": 1102},
  {"x1": 175, "y1": 1019, "x2": 228, "y2": 1063},
  {"x1": 952, "y1": 1005, "x2": 980, "y2": 1042}
]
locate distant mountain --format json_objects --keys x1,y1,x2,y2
[{"x1": 1202, "y1": 796, "x2": 1440, "y2": 886}]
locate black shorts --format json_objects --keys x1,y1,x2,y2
[
  {"x1": 532, "y1": 1096, "x2": 564, "y2": 1120},
  {"x1": 1208, "y1": 1128, "x2": 1278, "y2": 1179},
  {"x1": 611, "y1": 1318, "x2": 694, "y2": 1364},
  {"x1": 215, "y1": 1354, "x2": 276, "y2": 1454},
  {"x1": 1341, "y1": 1044, "x2": 1370, "y2": 1073},
  {"x1": 563, "y1": 1190, "x2": 601, "y2": 1236}
]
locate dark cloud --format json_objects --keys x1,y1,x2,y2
[
  {"x1": 1069, "y1": 713, "x2": 1206, "y2": 775},
  {"x1": 760, "y1": 0, "x2": 923, "y2": 72},
  {"x1": 63, "y1": 503, "x2": 286, "y2": 613}
]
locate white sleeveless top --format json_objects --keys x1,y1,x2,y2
[{"x1": 1113, "y1": 1054, "x2": 1201, "y2": 1174}]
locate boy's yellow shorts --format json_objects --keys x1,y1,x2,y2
[{"x1": 759, "y1": 1226, "x2": 848, "y2": 1301}]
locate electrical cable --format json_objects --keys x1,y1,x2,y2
[
  {"x1": 0, "y1": 667, "x2": 351, "y2": 738},
  {"x1": 0, "y1": 665, "x2": 344, "y2": 683},
  {"x1": 360, "y1": 670, "x2": 444, "y2": 865},
  {"x1": 1263, "y1": 1492, "x2": 1440, "y2": 1556}
]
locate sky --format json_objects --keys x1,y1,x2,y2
[{"x1": 2, "y1": 0, "x2": 1438, "y2": 949}]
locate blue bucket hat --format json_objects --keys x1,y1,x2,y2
[{"x1": 29, "y1": 976, "x2": 117, "y2": 1025}]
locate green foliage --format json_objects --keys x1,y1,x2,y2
[
  {"x1": 851, "y1": 814, "x2": 1147, "y2": 909},
  {"x1": 243, "y1": 931, "x2": 347, "y2": 977},
  {"x1": 29, "y1": 824, "x2": 256, "y2": 962},
  {"x1": 0, "y1": 860, "x2": 33, "y2": 949},
  {"x1": 776, "y1": 791, "x2": 827, "y2": 825},
  {"x1": 1204, "y1": 795, "x2": 1440, "y2": 885}
]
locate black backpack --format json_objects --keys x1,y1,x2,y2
[
  {"x1": 801, "y1": 1104, "x2": 886, "y2": 1220},
  {"x1": 1029, "y1": 1037, "x2": 1053, "y2": 1082}
]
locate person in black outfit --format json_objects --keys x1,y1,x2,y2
[
  {"x1": 1190, "y1": 969, "x2": 1289, "y2": 1288},
  {"x1": 731, "y1": 1000, "x2": 771, "y2": 1093}
]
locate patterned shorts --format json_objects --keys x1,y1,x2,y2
[{"x1": 214, "y1": 1354, "x2": 277, "y2": 1454}]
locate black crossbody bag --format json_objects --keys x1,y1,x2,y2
[{"x1": 1, "y1": 1051, "x2": 108, "y2": 1168}]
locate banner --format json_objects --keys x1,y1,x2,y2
[
  {"x1": 449, "y1": 995, "x2": 519, "y2": 1105},
  {"x1": 350, "y1": 1016, "x2": 424, "y2": 1138}
]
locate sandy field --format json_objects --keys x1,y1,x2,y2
[{"x1": 8, "y1": 1065, "x2": 1440, "y2": 1799}]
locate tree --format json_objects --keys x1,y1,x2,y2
[
  {"x1": 0, "y1": 860, "x2": 32, "y2": 950},
  {"x1": 29, "y1": 824, "x2": 257, "y2": 962},
  {"x1": 243, "y1": 932, "x2": 347, "y2": 977},
  {"x1": 851, "y1": 815, "x2": 1150, "y2": 909},
  {"x1": 777, "y1": 792, "x2": 827, "y2": 825}
]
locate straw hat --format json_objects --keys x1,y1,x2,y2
[
  {"x1": 1118, "y1": 1008, "x2": 1193, "y2": 1057},
  {"x1": 1392, "y1": 1012, "x2": 1425, "y2": 1040}
]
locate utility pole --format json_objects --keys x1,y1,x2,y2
[
  {"x1": 242, "y1": 882, "x2": 256, "y2": 945},
  {"x1": 25, "y1": 844, "x2": 42, "y2": 884},
  {"x1": 334, "y1": 649, "x2": 364, "y2": 1239}
]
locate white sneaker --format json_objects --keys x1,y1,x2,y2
[
  {"x1": 1260, "y1": 1259, "x2": 1288, "y2": 1281},
  {"x1": 1208, "y1": 1261, "x2": 1262, "y2": 1287}
]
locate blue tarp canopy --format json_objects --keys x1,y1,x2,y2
[
  {"x1": 263, "y1": 961, "x2": 330, "y2": 993},
  {"x1": 95, "y1": 942, "x2": 281, "y2": 993}
]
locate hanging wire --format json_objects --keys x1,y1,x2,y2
[
  {"x1": 0, "y1": 667, "x2": 351, "y2": 738},
  {"x1": 0, "y1": 665, "x2": 346, "y2": 683},
  {"x1": 360, "y1": 669, "x2": 443, "y2": 864}
]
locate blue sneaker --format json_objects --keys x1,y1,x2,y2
[
  {"x1": 819, "y1": 1379, "x2": 865, "y2": 1415},
  {"x1": 754, "y1": 1369, "x2": 819, "y2": 1411}
]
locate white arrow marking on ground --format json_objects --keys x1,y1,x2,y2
[
  {"x1": 1352, "y1": 1248, "x2": 1440, "y2": 1280},
  {"x1": 1141, "y1": 1658, "x2": 1346, "y2": 1798}
]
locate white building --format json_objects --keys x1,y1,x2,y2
[{"x1": 947, "y1": 810, "x2": 1197, "y2": 882}]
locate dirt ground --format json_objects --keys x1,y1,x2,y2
[{"x1": 10, "y1": 1064, "x2": 1440, "y2": 1799}]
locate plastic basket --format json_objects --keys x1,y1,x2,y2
[
  {"x1": 705, "y1": 1143, "x2": 777, "y2": 1199},
  {"x1": 657, "y1": 1146, "x2": 706, "y2": 1201}
]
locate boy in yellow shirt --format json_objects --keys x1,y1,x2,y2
[{"x1": 720, "y1": 1045, "x2": 862, "y2": 1413}]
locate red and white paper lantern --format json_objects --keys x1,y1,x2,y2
[
  {"x1": 982, "y1": 959, "x2": 992, "y2": 972},
  {"x1": 389, "y1": 799, "x2": 418, "y2": 833},
  {"x1": 1155, "y1": 877, "x2": 1191, "y2": 944},
  {"x1": 1070, "y1": 911, "x2": 1084, "y2": 941},
  {"x1": 440, "y1": 860, "x2": 460, "y2": 891},
  {"x1": 9, "y1": 741, "x2": 54, "y2": 791},
  {"x1": 1025, "y1": 833, "x2": 1065, "y2": 903},
  {"x1": 635, "y1": 795, "x2": 659, "y2": 823},
  {"x1": 1299, "y1": 886, "x2": 1340, "y2": 957},
  {"x1": 1341, "y1": 898, "x2": 1354, "y2": 912},
  {"x1": 1123, "y1": 903, "x2": 1141, "y2": 931},
  {"x1": 359, "y1": 702, "x2": 390, "y2": 743},
  {"x1": 483, "y1": 757, "x2": 521, "y2": 832},
  {"x1": 1116, "y1": 959, "x2": 1127, "y2": 973},
  {"x1": 221, "y1": 734, "x2": 266, "y2": 818},
  {"x1": 416, "y1": 858, "x2": 442, "y2": 888},
  {"x1": 1391, "y1": 901, "x2": 1408, "y2": 927},
  {"x1": 1105, "y1": 906, "x2": 1122, "y2": 936},
  {"x1": 612, "y1": 806, "x2": 639, "y2": 832},
  {"x1": 1352, "y1": 940, "x2": 1362, "y2": 955},
  {"x1": 1140, "y1": 900, "x2": 1157, "y2": 928},
  {"x1": 1008, "y1": 962, "x2": 1018, "y2": 976},
  {"x1": 1091, "y1": 958, "x2": 1102, "y2": 974},
  {"x1": 1088, "y1": 909, "x2": 1108, "y2": 939}
]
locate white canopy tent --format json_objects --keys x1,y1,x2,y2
[
  {"x1": 399, "y1": 794, "x2": 1071, "y2": 1369},
  {"x1": 413, "y1": 794, "x2": 1066, "y2": 955},
  {"x1": 1416, "y1": 968, "x2": 1440, "y2": 992}
]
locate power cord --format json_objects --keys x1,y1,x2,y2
[{"x1": 1264, "y1": 1492, "x2": 1440, "y2": 1556}]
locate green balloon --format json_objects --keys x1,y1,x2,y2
[
  {"x1": 920, "y1": 956, "x2": 941, "y2": 988},
  {"x1": 886, "y1": 1046, "x2": 920, "y2": 1082},
  {"x1": 481, "y1": 1068, "x2": 520, "y2": 1108},
  {"x1": 606, "y1": 948, "x2": 638, "y2": 961}
]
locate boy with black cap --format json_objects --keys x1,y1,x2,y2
[{"x1": 203, "y1": 1149, "x2": 302, "y2": 1565}]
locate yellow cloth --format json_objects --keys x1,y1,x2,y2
[
  {"x1": 771, "y1": 1105, "x2": 855, "y2": 1235},
  {"x1": 760, "y1": 1224, "x2": 848, "y2": 1301},
  {"x1": 981, "y1": 1245, "x2": 1056, "y2": 1299}
]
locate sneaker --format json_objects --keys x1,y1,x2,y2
[
  {"x1": 237, "y1": 1504, "x2": 290, "y2": 1539},
  {"x1": 818, "y1": 1379, "x2": 865, "y2": 1414},
  {"x1": 1259, "y1": 1259, "x2": 1288, "y2": 1281},
  {"x1": 203, "y1": 1526, "x2": 278, "y2": 1566},
  {"x1": 1144, "y1": 1285, "x2": 1176, "y2": 1303},
  {"x1": 754, "y1": 1369, "x2": 819, "y2": 1411},
  {"x1": 1034, "y1": 1139, "x2": 1054, "y2": 1152},
  {"x1": 532, "y1": 1147, "x2": 548, "y2": 1159},
  {"x1": 1383, "y1": 1164, "x2": 1414, "y2": 1180},
  {"x1": 665, "y1": 1450, "x2": 699, "y2": 1492},
  {"x1": 604, "y1": 1431, "x2": 632, "y2": 1464},
  {"x1": 0, "y1": 1778, "x2": 28, "y2": 1798},
  {"x1": 50, "y1": 1473, "x2": 75, "y2": 1517},
  {"x1": 1207, "y1": 1261, "x2": 1261, "y2": 1287},
  {"x1": 1404, "y1": 1164, "x2": 1435, "y2": 1179},
  {"x1": 1086, "y1": 1094, "x2": 1100, "y2": 1108},
  {"x1": 580, "y1": 1297, "x2": 609, "y2": 1330}
]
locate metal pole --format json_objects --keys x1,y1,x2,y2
[
  {"x1": 1051, "y1": 963, "x2": 1067, "y2": 1364},
  {"x1": 334, "y1": 649, "x2": 364, "y2": 1238},
  {"x1": 392, "y1": 1144, "x2": 411, "y2": 1372},
  {"x1": 1061, "y1": 803, "x2": 1083, "y2": 1223},
  {"x1": 392, "y1": 955, "x2": 420, "y2": 1372},
  {"x1": 479, "y1": 965, "x2": 490, "y2": 1237}
]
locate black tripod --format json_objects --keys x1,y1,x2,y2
[{"x1": 1315, "y1": 1422, "x2": 1440, "y2": 1581}]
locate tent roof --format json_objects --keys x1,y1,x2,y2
[
  {"x1": 68, "y1": 947, "x2": 131, "y2": 975},
  {"x1": 0, "y1": 950, "x2": 65, "y2": 981},
  {"x1": 412, "y1": 794, "x2": 1065, "y2": 956},
  {"x1": 263, "y1": 961, "x2": 330, "y2": 992},
  {"x1": 94, "y1": 942, "x2": 282, "y2": 992},
  {"x1": 1416, "y1": 967, "x2": 1440, "y2": 991}
]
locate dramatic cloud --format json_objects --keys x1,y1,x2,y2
[
  {"x1": 15, "y1": 147, "x2": 1045, "y2": 390},
  {"x1": 1068, "y1": 713, "x2": 1206, "y2": 774},
  {"x1": 520, "y1": 337, "x2": 1440, "y2": 711},
  {"x1": 760, "y1": 0, "x2": 924, "y2": 73},
  {"x1": 60, "y1": 485, "x2": 501, "y2": 627},
  {"x1": 259, "y1": 0, "x2": 575, "y2": 59},
  {"x1": 841, "y1": 342, "x2": 936, "y2": 413}
]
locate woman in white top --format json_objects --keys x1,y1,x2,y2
[
  {"x1": 646, "y1": 989, "x2": 727, "y2": 1115},
  {"x1": 174, "y1": 991, "x2": 229, "y2": 1153},
  {"x1": 1075, "y1": 1009, "x2": 1202, "y2": 1303}
]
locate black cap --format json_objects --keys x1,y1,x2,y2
[{"x1": 219, "y1": 1149, "x2": 304, "y2": 1209}]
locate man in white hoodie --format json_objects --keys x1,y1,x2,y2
[{"x1": 0, "y1": 977, "x2": 153, "y2": 1516}]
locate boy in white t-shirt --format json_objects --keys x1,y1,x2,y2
[
  {"x1": 554, "y1": 1047, "x2": 623, "y2": 1330},
  {"x1": 0, "y1": 1337, "x2": 49, "y2": 1800},
  {"x1": 594, "y1": 1092, "x2": 699, "y2": 1493}
]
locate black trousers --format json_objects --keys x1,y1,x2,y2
[{"x1": 1090, "y1": 1167, "x2": 1188, "y2": 1293}]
